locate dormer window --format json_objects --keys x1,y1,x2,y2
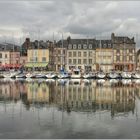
[
  {"x1": 103, "y1": 44, "x2": 106, "y2": 48},
  {"x1": 73, "y1": 44, "x2": 77, "y2": 49},
  {"x1": 83, "y1": 44, "x2": 87, "y2": 49},
  {"x1": 89, "y1": 44, "x2": 92, "y2": 49},
  {"x1": 108, "y1": 44, "x2": 111, "y2": 47},
  {"x1": 78, "y1": 44, "x2": 82, "y2": 49}
]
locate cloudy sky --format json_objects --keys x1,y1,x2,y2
[{"x1": 0, "y1": 0, "x2": 140, "y2": 46}]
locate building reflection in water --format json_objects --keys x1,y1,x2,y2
[{"x1": 0, "y1": 79, "x2": 139, "y2": 118}]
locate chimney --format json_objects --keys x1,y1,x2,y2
[{"x1": 111, "y1": 33, "x2": 115, "y2": 39}]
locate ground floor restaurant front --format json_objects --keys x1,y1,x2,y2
[
  {"x1": 25, "y1": 62, "x2": 49, "y2": 71},
  {"x1": 114, "y1": 63, "x2": 135, "y2": 72}
]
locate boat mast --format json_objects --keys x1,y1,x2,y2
[
  {"x1": 12, "y1": 33, "x2": 14, "y2": 70},
  {"x1": 87, "y1": 35, "x2": 89, "y2": 72},
  {"x1": 99, "y1": 36, "x2": 102, "y2": 71},
  {"x1": 135, "y1": 33, "x2": 138, "y2": 71},
  {"x1": 61, "y1": 33, "x2": 64, "y2": 70}
]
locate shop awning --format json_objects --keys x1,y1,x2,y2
[
  {"x1": 0, "y1": 64, "x2": 22, "y2": 68},
  {"x1": 25, "y1": 62, "x2": 49, "y2": 68}
]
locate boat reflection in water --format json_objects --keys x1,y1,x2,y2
[{"x1": 0, "y1": 79, "x2": 140, "y2": 138}]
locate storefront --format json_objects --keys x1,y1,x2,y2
[{"x1": 25, "y1": 62, "x2": 49, "y2": 71}]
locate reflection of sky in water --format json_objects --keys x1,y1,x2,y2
[{"x1": 0, "y1": 79, "x2": 140, "y2": 138}]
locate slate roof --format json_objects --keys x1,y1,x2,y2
[{"x1": 0, "y1": 43, "x2": 21, "y2": 51}]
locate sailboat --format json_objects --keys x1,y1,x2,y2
[
  {"x1": 16, "y1": 73, "x2": 26, "y2": 78},
  {"x1": 46, "y1": 72, "x2": 57, "y2": 79},
  {"x1": 82, "y1": 72, "x2": 95, "y2": 79},
  {"x1": 108, "y1": 70, "x2": 119, "y2": 79},
  {"x1": 58, "y1": 69, "x2": 70, "y2": 79},
  {"x1": 131, "y1": 71, "x2": 140, "y2": 79},
  {"x1": 3, "y1": 69, "x2": 20, "y2": 78},
  {"x1": 26, "y1": 72, "x2": 36, "y2": 78}
]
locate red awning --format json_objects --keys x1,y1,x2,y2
[{"x1": 0, "y1": 64, "x2": 22, "y2": 68}]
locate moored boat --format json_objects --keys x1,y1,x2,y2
[
  {"x1": 57, "y1": 72, "x2": 70, "y2": 79},
  {"x1": 96, "y1": 71, "x2": 106, "y2": 79},
  {"x1": 70, "y1": 69, "x2": 81, "y2": 79},
  {"x1": 26, "y1": 73, "x2": 36, "y2": 78},
  {"x1": 82, "y1": 72, "x2": 95, "y2": 79},
  {"x1": 16, "y1": 73, "x2": 26, "y2": 78},
  {"x1": 3, "y1": 70, "x2": 20, "y2": 78},
  {"x1": 46, "y1": 73, "x2": 57, "y2": 79},
  {"x1": 121, "y1": 71, "x2": 131, "y2": 79},
  {"x1": 35, "y1": 73, "x2": 46, "y2": 78},
  {"x1": 131, "y1": 72, "x2": 140, "y2": 79},
  {"x1": 108, "y1": 71, "x2": 119, "y2": 79}
]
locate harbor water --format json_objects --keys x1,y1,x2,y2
[{"x1": 0, "y1": 79, "x2": 140, "y2": 138}]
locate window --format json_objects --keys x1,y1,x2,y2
[
  {"x1": 58, "y1": 50, "x2": 61, "y2": 54},
  {"x1": 69, "y1": 52, "x2": 72, "y2": 57},
  {"x1": 69, "y1": 59, "x2": 72, "y2": 64},
  {"x1": 0, "y1": 53, "x2": 2, "y2": 58},
  {"x1": 5, "y1": 54, "x2": 7, "y2": 58},
  {"x1": 89, "y1": 44, "x2": 92, "y2": 49},
  {"x1": 78, "y1": 52, "x2": 81, "y2": 57},
  {"x1": 42, "y1": 57, "x2": 46, "y2": 62},
  {"x1": 108, "y1": 44, "x2": 111, "y2": 47},
  {"x1": 103, "y1": 44, "x2": 106, "y2": 47},
  {"x1": 129, "y1": 56, "x2": 133, "y2": 61},
  {"x1": 73, "y1": 44, "x2": 77, "y2": 49},
  {"x1": 30, "y1": 57, "x2": 33, "y2": 62},
  {"x1": 34, "y1": 57, "x2": 38, "y2": 62},
  {"x1": 83, "y1": 59, "x2": 87, "y2": 64},
  {"x1": 83, "y1": 44, "x2": 87, "y2": 49},
  {"x1": 73, "y1": 59, "x2": 76, "y2": 64},
  {"x1": 89, "y1": 51, "x2": 92, "y2": 57},
  {"x1": 16, "y1": 60, "x2": 19, "y2": 64},
  {"x1": 129, "y1": 49, "x2": 133, "y2": 53},
  {"x1": 42, "y1": 50, "x2": 46, "y2": 56},
  {"x1": 78, "y1": 44, "x2": 82, "y2": 49},
  {"x1": 34, "y1": 50, "x2": 37, "y2": 56},
  {"x1": 84, "y1": 52, "x2": 87, "y2": 57},
  {"x1": 58, "y1": 57, "x2": 60, "y2": 62},
  {"x1": 116, "y1": 56, "x2": 120, "y2": 61},
  {"x1": 116, "y1": 49, "x2": 120, "y2": 54},
  {"x1": 73, "y1": 52, "x2": 76, "y2": 57},
  {"x1": 89, "y1": 59, "x2": 92, "y2": 64},
  {"x1": 78, "y1": 59, "x2": 81, "y2": 64}
]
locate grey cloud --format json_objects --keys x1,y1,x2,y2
[{"x1": 0, "y1": 1, "x2": 139, "y2": 45}]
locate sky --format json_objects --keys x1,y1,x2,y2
[{"x1": 0, "y1": 0, "x2": 140, "y2": 46}]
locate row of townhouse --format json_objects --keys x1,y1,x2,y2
[
  {"x1": 0, "y1": 43, "x2": 21, "y2": 69},
  {"x1": 54, "y1": 33, "x2": 136, "y2": 72},
  {"x1": 0, "y1": 33, "x2": 138, "y2": 72}
]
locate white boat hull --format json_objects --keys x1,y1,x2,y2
[
  {"x1": 121, "y1": 72, "x2": 131, "y2": 79},
  {"x1": 35, "y1": 74, "x2": 46, "y2": 78},
  {"x1": 16, "y1": 74, "x2": 26, "y2": 78},
  {"x1": 108, "y1": 73, "x2": 119, "y2": 79},
  {"x1": 46, "y1": 74, "x2": 57, "y2": 79},
  {"x1": 71, "y1": 75, "x2": 81, "y2": 79},
  {"x1": 3, "y1": 72, "x2": 19, "y2": 78},
  {"x1": 96, "y1": 73, "x2": 106, "y2": 79},
  {"x1": 82, "y1": 74, "x2": 95, "y2": 79},
  {"x1": 26, "y1": 73, "x2": 35, "y2": 78},
  {"x1": 58, "y1": 74, "x2": 70, "y2": 79},
  {"x1": 131, "y1": 73, "x2": 140, "y2": 79}
]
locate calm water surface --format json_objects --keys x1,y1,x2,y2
[{"x1": 0, "y1": 78, "x2": 140, "y2": 139}]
